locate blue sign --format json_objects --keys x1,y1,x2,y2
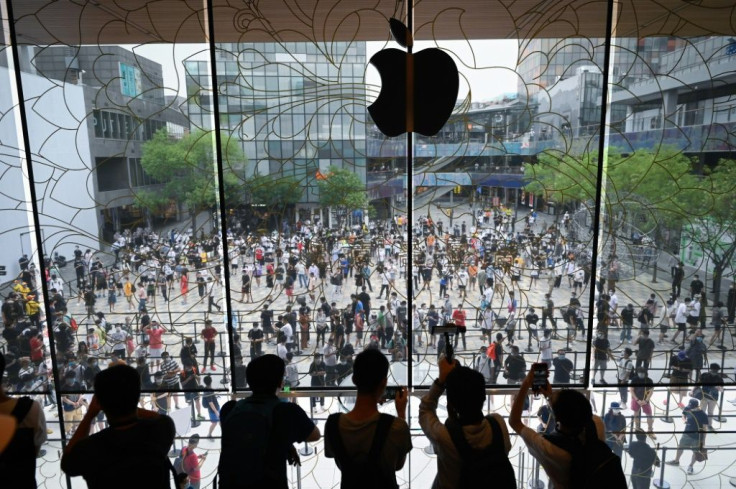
[{"x1": 119, "y1": 63, "x2": 141, "y2": 97}]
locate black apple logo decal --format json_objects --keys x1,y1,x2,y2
[{"x1": 368, "y1": 18, "x2": 459, "y2": 137}]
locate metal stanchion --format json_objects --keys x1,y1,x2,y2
[
  {"x1": 299, "y1": 441, "x2": 313, "y2": 456},
  {"x1": 653, "y1": 447, "x2": 670, "y2": 489},
  {"x1": 661, "y1": 390, "x2": 674, "y2": 424},
  {"x1": 190, "y1": 400, "x2": 201, "y2": 428},
  {"x1": 600, "y1": 390, "x2": 608, "y2": 417},
  {"x1": 563, "y1": 326, "x2": 573, "y2": 353},
  {"x1": 529, "y1": 457, "x2": 545, "y2": 489}
]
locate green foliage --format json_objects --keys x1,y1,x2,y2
[
  {"x1": 248, "y1": 173, "x2": 303, "y2": 208},
  {"x1": 138, "y1": 128, "x2": 247, "y2": 215},
  {"x1": 317, "y1": 165, "x2": 369, "y2": 211},
  {"x1": 525, "y1": 146, "x2": 736, "y2": 298}
]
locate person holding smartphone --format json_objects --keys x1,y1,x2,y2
[{"x1": 324, "y1": 349, "x2": 411, "y2": 489}]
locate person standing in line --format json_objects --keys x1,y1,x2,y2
[
  {"x1": 181, "y1": 434, "x2": 207, "y2": 489},
  {"x1": 628, "y1": 433, "x2": 659, "y2": 489},
  {"x1": 200, "y1": 319, "x2": 217, "y2": 372},
  {"x1": 180, "y1": 271, "x2": 189, "y2": 306},
  {"x1": 604, "y1": 402, "x2": 626, "y2": 459},
  {"x1": 202, "y1": 375, "x2": 221, "y2": 440},
  {"x1": 666, "y1": 399, "x2": 709, "y2": 474}
]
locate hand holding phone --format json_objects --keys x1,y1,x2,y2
[{"x1": 531, "y1": 363, "x2": 548, "y2": 394}]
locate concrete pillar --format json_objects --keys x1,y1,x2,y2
[{"x1": 662, "y1": 89, "x2": 679, "y2": 128}]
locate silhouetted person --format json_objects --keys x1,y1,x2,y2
[
  {"x1": 61, "y1": 364, "x2": 175, "y2": 489},
  {"x1": 420, "y1": 357, "x2": 515, "y2": 488},
  {"x1": 325, "y1": 348, "x2": 411, "y2": 489},
  {"x1": 0, "y1": 352, "x2": 48, "y2": 489},
  {"x1": 218, "y1": 354, "x2": 320, "y2": 489}
]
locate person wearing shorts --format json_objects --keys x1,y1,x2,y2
[{"x1": 630, "y1": 367, "x2": 656, "y2": 437}]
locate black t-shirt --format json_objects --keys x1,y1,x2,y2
[
  {"x1": 552, "y1": 357, "x2": 573, "y2": 383},
  {"x1": 526, "y1": 313, "x2": 539, "y2": 325},
  {"x1": 636, "y1": 338, "x2": 655, "y2": 359},
  {"x1": 683, "y1": 408, "x2": 709, "y2": 434},
  {"x1": 505, "y1": 354, "x2": 526, "y2": 380},
  {"x1": 61, "y1": 416, "x2": 175, "y2": 489},
  {"x1": 700, "y1": 372, "x2": 724, "y2": 400},
  {"x1": 669, "y1": 356, "x2": 692, "y2": 380},
  {"x1": 628, "y1": 441, "x2": 656, "y2": 473},
  {"x1": 219, "y1": 396, "x2": 316, "y2": 489},
  {"x1": 594, "y1": 338, "x2": 610, "y2": 360},
  {"x1": 630, "y1": 376, "x2": 654, "y2": 401},
  {"x1": 261, "y1": 310, "x2": 273, "y2": 329}
]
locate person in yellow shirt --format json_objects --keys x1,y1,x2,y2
[
  {"x1": 123, "y1": 277, "x2": 134, "y2": 311},
  {"x1": 25, "y1": 294, "x2": 40, "y2": 326}
]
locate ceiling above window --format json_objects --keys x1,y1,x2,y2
[{"x1": 7, "y1": 0, "x2": 736, "y2": 46}]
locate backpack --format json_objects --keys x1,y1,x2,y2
[
  {"x1": 445, "y1": 415, "x2": 516, "y2": 488},
  {"x1": 218, "y1": 397, "x2": 282, "y2": 488},
  {"x1": 544, "y1": 428, "x2": 628, "y2": 489},
  {"x1": 0, "y1": 397, "x2": 36, "y2": 489},
  {"x1": 487, "y1": 342, "x2": 498, "y2": 361},
  {"x1": 172, "y1": 448, "x2": 186, "y2": 475},
  {"x1": 325, "y1": 413, "x2": 398, "y2": 489}
]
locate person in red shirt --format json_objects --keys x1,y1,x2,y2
[
  {"x1": 180, "y1": 273, "x2": 189, "y2": 306},
  {"x1": 200, "y1": 320, "x2": 217, "y2": 371},
  {"x1": 451, "y1": 305, "x2": 467, "y2": 350},
  {"x1": 30, "y1": 331, "x2": 45, "y2": 365},
  {"x1": 182, "y1": 434, "x2": 207, "y2": 489},
  {"x1": 144, "y1": 321, "x2": 166, "y2": 369}
]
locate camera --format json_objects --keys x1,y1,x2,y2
[{"x1": 382, "y1": 385, "x2": 402, "y2": 403}]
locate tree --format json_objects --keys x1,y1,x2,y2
[
  {"x1": 525, "y1": 146, "x2": 736, "y2": 300},
  {"x1": 247, "y1": 173, "x2": 303, "y2": 230},
  {"x1": 138, "y1": 129, "x2": 247, "y2": 232},
  {"x1": 679, "y1": 158, "x2": 736, "y2": 301},
  {"x1": 316, "y1": 165, "x2": 368, "y2": 228}
]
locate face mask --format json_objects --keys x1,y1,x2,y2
[
  {"x1": 637, "y1": 373, "x2": 645, "y2": 379},
  {"x1": 697, "y1": 337, "x2": 703, "y2": 342},
  {"x1": 558, "y1": 355, "x2": 565, "y2": 359}
]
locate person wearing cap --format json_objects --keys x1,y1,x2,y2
[
  {"x1": 667, "y1": 347, "x2": 692, "y2": 408},
  {"x1": 666, "y1": 398, "x2": 709, "y2": 474},
  {"x1": 604, "y1": 402, "x2": 626, "y2": 458}
]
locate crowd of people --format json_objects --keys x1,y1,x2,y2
[{"x1": 1, "y1": 201, "x2": 734, "y2": 488}]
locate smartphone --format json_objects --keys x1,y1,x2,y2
[
  {"x1": 444, "y1": 332, "x2": 454, "y2": 362},
  {"x1": 531, "y1": 363, "x2": 548, "y2": 393},
  {"x1": 383, "y1": 386, "x2": 402, "y2": 403}
]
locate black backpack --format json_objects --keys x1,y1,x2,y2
[
  {"x1": 218, "y1": 397, "x2": 282, "y2": 489},
  {"x1": 325, "y1": 413, "x2": 398, "y2": 489},
  {"x1": 445, "y1": 415, "x2": 516, "y2": 488},
  {"x1": 544, "y1": 428, "x2": 628, "y2": 489},
  {"x1": 0, "y1": 397, "x2": 36, "y2": 489}
]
